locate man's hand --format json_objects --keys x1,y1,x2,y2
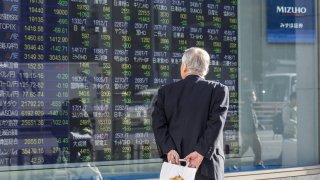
[
  {"x1": 184, "y1": 151, "x2": 204, "y2": 169},
  {"x1": 167, "y1": 150, "x2": 180, "y2": 165}
]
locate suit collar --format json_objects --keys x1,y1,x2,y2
[{"x1": 185, "y1": 74, "x2": 204, "y2": 80}]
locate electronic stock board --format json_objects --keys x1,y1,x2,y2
[{"x1": 0, "y1": 0, "x2": 238, "y2": 167}]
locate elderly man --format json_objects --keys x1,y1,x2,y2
[{"x1": 152, "y1": 47, "x2": 229, "y2": 180}]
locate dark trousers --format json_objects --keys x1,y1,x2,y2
[
  {"x1": 196, "y1": 173, "x2": 214, "y2": 180},
  {"x1": 241, "y1": 132, "x2": 262, "y2": 164}
]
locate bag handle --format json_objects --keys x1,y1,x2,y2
[{"x1": 169, "y1": 159, "x2": 190, "y2": 167}]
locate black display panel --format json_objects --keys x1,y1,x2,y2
[{"x1": 0, "y1": 0, "x2": 238, "y2": 167}]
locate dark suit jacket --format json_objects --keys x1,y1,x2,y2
[{"x1": 152, "y1": 75, "x2": 229, "y2": 180}]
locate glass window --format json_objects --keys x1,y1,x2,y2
[
  {"x1": 231, "y1": 0, "x2": 319, "y2": 172},
  {"x1": 0, "y1": 0, "x2": 238, "y2": 178},
  {"x1": 0, "y1": 0, "x2": 318, "y2": 179},
  {"x1": 261, "y1": 74, "x2": 294, "y2": 101}
]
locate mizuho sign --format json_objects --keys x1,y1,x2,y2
[{"x1": 276, "y1": 6, "x2": 307, "y2": 14}]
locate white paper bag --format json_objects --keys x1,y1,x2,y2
[{"x1": 159, "y1": 160, "x2": 197, "y2": 180}]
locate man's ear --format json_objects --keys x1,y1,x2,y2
[
  {"x1": 180, "y1": 63, "x2": 188, "y2": 79},
  {"x1": 182, "y1": 63, "x2": 188, "y2": 73}
]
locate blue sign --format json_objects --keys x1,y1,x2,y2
[{"x1": 267, "y1": 0, "x2": 315, "y2": 43}]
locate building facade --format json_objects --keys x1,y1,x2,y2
[{"x1": 0, "y1": 0, "x2": 318, "y2": 179}]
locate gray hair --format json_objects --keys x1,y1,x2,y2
[{"x1": 182, "y1": 47, "x2": 210, "y2": 77}]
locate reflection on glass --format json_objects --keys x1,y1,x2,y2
[
  {"x1": 0, "y1": 0, "x2": 238, "y2": 178},
  {"x1": 281, "y1": 92, "x2": 297, "y2": 166},
  {"x1": 235, "y1": 0, "x2": 318, "y2": 172},
  {"x1": 239, "y1": 90, "x2": 264, "y2": 167},
  {"x1": 0, "y1": 0, "x2": 318, "y2": 178},
  {"x1": 261, "y1": 74, "x2": 296, "y2": 102}
]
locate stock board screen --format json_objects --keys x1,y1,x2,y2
[{"x1": 0, "y1": 0, "x2": 238, "y2": 166}]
